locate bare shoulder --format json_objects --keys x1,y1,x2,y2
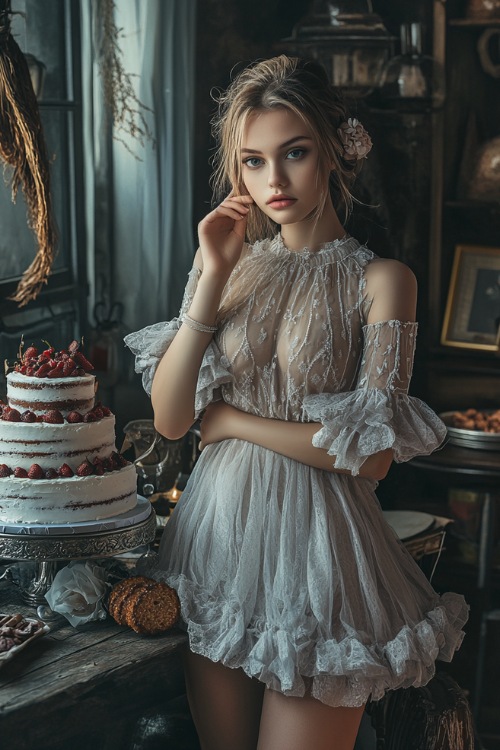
[
  {"x1": 364, "y1": 258, "x2": 417, "y2": 294},
  {"x1": 364, "y1": 258, "x2": 417, "y2": 323}
]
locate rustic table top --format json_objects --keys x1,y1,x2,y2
[{"x1": 0, "y1": 578, "x2": 188, "y2": 750}]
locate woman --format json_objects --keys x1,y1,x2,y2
[{"x1": 125, "y1": 55, "x2": 468, "y2": 750}]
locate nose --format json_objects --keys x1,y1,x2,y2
[{"x1": 268, "y1": 161, "x2": 288, "y2": 189}]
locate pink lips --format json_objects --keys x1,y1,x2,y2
[{"x1": 266, "y1": 195, "x2": 296, "y2": 209}]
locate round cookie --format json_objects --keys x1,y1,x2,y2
[
  {"x1": 121, "y1": 580, "x2": 158, "y2": 627},
  {"x1": 127, "y1": 581, "x2": 180, "y2": 635},
  {"x1": 108, "y1": 576, "x2": 151, "y2": 625}
]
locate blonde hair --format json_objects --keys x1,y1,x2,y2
[{"x1": 211, "y1": 55, "x2": 363, "y2": 244}]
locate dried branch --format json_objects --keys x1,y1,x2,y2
[
  {"x1": 0, "y1": 0, "x2": 57, "y2": 306},
  {"x1": 94, "y1": 0, "x2": 155, "y2": 157}
]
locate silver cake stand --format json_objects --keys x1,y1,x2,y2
[{"x1": 0, "y1": 497, "x2": 156, "y2": 610}]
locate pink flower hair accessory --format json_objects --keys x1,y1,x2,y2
[{"x1": 337, "y1": 118, "x2": 373, "y2": 161}]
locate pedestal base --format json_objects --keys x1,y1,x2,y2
[{"x1": 0, "y1": 498, "x2": 156, "y2": 609}]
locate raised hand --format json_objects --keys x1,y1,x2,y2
[{"x1": 198, "y1": 194, "x2": 254, "y2": 280}]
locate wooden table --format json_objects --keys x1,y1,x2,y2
[
  {"x1": 0, "y1": 581, "x2": 188, "y2": 750},
  {"x1": 412, "y1": 441, "x2": 500, "y2": 720}
]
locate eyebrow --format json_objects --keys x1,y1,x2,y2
[{"x1": 241, "y1": 135, "x2": 312, "y2": 154}]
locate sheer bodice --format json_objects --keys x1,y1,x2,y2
[{"x1": 214, "y1": 235, "x2": 372, "y2": 420}]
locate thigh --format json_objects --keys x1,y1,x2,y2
[
  {"x1": 183, "y1": 648, "x2": 265, "y2": 750},
  {"x1": 257, "y1": 688, "x2": 365, "y2": 750}
]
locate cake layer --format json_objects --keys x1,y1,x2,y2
[
  {"x1": 0, "y1": 463, "x2": 138, "y2": 524},
  {"x1": 0, "y1": 416, "x2": 116, "y2": 470},
  {"x1": 7, "y1": 372, "x2": 96, "y2": 416}
]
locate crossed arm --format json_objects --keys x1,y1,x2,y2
[{"x1": 198, "y1": 400, "x2": 394, "y2": 480}]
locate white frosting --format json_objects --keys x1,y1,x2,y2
[
  {"x1": 0, "y1": 463, "x2": 138, "y2": 524},
  {"x1": 7, "y1": 372, "x2": 96, "y2": 416},
  {"x1": 0, "y1": 416, "x2": 117, "y2": 470},
  {"x1": 1, "y1": 371, "x2": 138, "y2": 525}
]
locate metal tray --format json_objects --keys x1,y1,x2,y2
[{"x1": 440, "y1": 411, "x2": 500, "y2": 451}]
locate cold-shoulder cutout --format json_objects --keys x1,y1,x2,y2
[
  {"x1": 363, "y1": 257, "x2": 416, "y2": 287},
  {"x1": 363, "y1": 258, "x2": 417, "y2": 324}
]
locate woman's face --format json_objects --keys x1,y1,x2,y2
[{"x1": 240, "y1": 107, "x2": 329, "y2": 227}]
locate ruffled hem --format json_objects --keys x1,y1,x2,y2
[
  {"x1": 154, "y1": 571, "x2": 468, "y2": 708},
  {"x1": 145, "y1": 440, "x2": 468, "y2": 708},
  {"x1": 302, "y1": 389, "x2": 447, "y2": 476},
  {"x1": 124, "y1": 320, "x2": 232, "y2": 417}
]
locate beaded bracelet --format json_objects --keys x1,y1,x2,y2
[{"x1": 181, "y1": 314, "x2": 218, "y2": 334}]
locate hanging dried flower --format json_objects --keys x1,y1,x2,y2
[
  {"x1": 0, "y1": 0, "x2": 57, "y2": 306},
  {"x1": 94, "y1": 0, "x2": 155, "y2": 156}
]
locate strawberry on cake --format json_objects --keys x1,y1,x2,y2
[{"x1": 0, "y1": 340, "x2": 138, "y2": 525}]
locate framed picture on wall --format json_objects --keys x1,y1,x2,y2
[{"x1": 441, "y1": 244, "x2": 500, "y2": 352}]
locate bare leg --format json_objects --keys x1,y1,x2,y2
[
  {"x1": 257, "y1": 689, "x2": 365, "y2": 750},
  {"x1": 183, "y1": 648, "x2": 265, "y2": 750}
]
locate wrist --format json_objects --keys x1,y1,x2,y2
[
  {"x1": 197, "y1": 268, "x2": 231, "y2": 302},
  {"x1": 187, "y1": 274, "x2": 227, "y2": 327},
  {"x1": 197, "y1": 269, "x2": 230, "y2": 296},
  {"x1": 181, "y1": 314, "x2": 217, "y2": 334}
]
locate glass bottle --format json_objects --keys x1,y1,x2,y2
[{"x1": 379, "y1": 22, "x2": 445, "y2": 111}]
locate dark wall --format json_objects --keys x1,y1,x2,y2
[{"x1": 193, "y1": 0, "x2": 309, "y2": 231}]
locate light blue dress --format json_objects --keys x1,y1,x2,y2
[{"x1": 125, "y1": 235, "x2": 468, "y2": 708}]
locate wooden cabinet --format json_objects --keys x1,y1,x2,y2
[{"x1": 427, "y1": 0, "x2": 500, "y2": 411}]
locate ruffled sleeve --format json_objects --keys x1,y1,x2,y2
[
  {"x1": 124, "y1": 267, "x2": 233, "y2": 418},
  {"x1": 302, "y1": 321, "x2": 446, "y2": 476}
]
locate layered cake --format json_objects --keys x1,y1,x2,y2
[{"x1": 0, "y1": 341, "x2": 137, "y2": 524}]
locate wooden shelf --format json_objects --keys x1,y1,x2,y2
[
  {"x1": 449, "y1": 17, "x2": 500, "y2": 27},
  {"x1": 445, "y1": 200, "x2": 500, "y2": 211},
  {"x1": 428, "y1": 347, "x2": 500, "y2": 372}
]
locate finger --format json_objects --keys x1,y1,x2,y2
[
  {"x1": 236, "y1": 195, "x2": 254, "y2": 204},
  {"x1": 225, "y1": 193, "x2": 254, "y2": 205},
  {"x1": 205, "y1": 206, "x2": 248, "y2": 223},
  {"x1": 198, "y1": 440, "x2": 204, "y2": 451},
  {"x1": 221, "y1": 198, "x2": 252, "y2": 215}
]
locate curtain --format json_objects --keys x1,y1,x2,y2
[{"x1": 81, "y1": 0, "x2": 196, "y2": 332}]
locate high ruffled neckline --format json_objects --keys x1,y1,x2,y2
[
  {"x1": 276, "y1": 232, "x2": 350, "y2": 254},
  {"x1": 251, "y1": 234, "x2": 364, "y2": 266}
]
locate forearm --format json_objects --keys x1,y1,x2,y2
[
  {"x1": 151, "y1": 272, "x2": 227, "y2": 439},
  {"x1": 231, "y1": 412, "x2": 393, "y2": 480},
  {"x1": 152, "y1": 194, "x2": 252, "y2": 439}
]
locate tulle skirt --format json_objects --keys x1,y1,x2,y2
[{"x1": 153, "y1": 439, "x2": 468, "y2": 708}]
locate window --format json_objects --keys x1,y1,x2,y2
[{"x1": 0, "y1": 0, "x2": 85, "y2": 376}]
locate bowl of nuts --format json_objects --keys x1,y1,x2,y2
[{"x1": 440, "y1": 408, "x2": 500, "y2": 451}]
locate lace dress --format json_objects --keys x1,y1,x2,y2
[{"x1": 125, "y1": 234, "x2": 468, "y2": 708}]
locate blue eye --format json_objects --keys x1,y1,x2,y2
[
  {"x1": 243, "y1": 157, "x2": 263, "y2": 169},
  {"x1": 287, "y1": 148, "x2": 306, "y2": 160}
]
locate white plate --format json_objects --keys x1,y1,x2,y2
[{"x1": 382, "y1": 510, "x2": 436, "y2": 540}]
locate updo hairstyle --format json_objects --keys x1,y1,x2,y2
[{"x1": 211, "y1": 55, "x2": 363, "y2": 243}]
